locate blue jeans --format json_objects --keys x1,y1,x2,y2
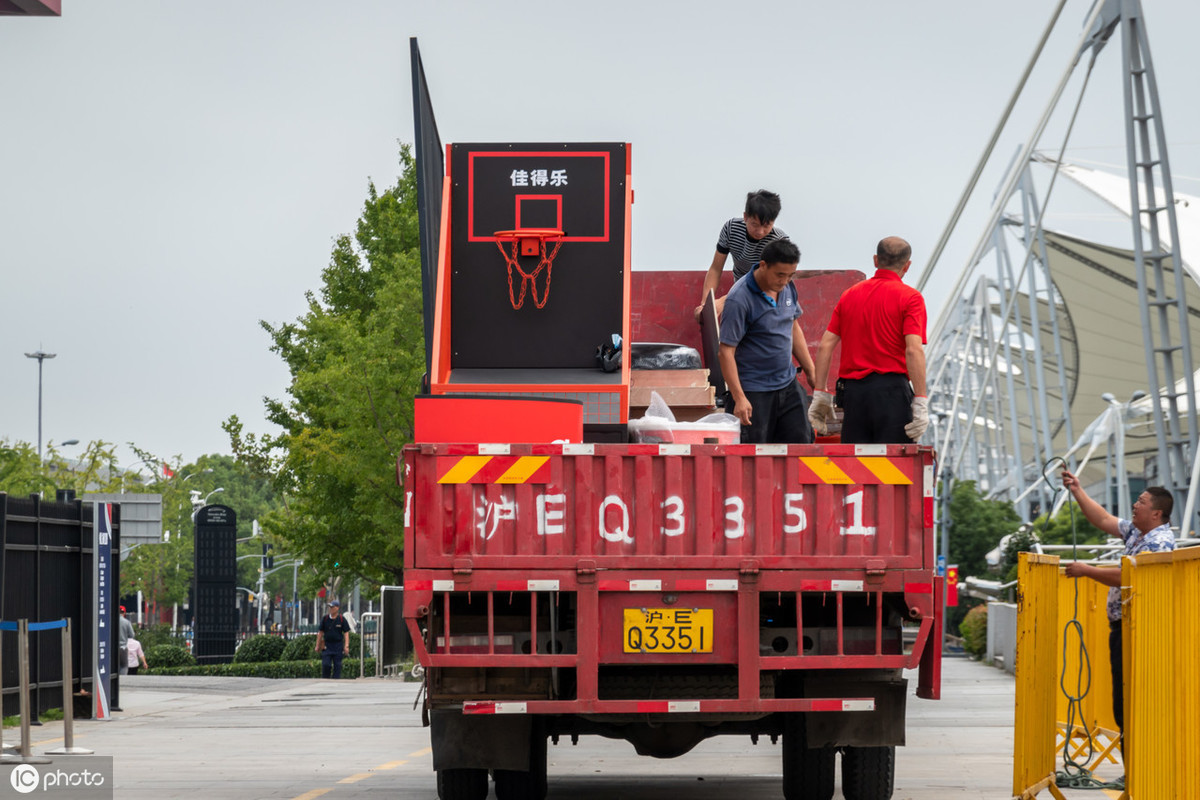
[{"x1": 321, "y1": 650, "x2": 345, "y2": 679}]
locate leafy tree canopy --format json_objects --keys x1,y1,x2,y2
[
  {"x1": 946, "y1": 479, "x2": 1022, "y2": 578},
  {"x1": 227, "y1": 145, "x2": 425, "y2": 588}
]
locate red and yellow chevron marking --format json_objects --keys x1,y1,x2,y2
[
  {"x1": 797, "y1": 456, "x2": 913, "y2": 485},
  {"x1": 436, "y1": 455, "x2": 551, "y2": 484}
]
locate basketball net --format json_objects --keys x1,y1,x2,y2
[{"x1": 494, "y1": 229, "x2": 564, "y2": 310}]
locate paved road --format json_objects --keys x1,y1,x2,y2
[{"x1": 3, "y1": 656, "x2": 1122, "y2": 799}]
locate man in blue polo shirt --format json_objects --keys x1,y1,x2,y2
[{"x1": 718, "y1": 238, "x2": 815, "y2": 444}]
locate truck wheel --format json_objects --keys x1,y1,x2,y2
[
  {"x1": 841, "y1": 745, "x2": 895, "y2": 800},
  {"x1": 782, "y1": 714, "x2": 834, "y2": 800},
  {"x1": 493, "y1": 728, "x2": 548, "y2": 800},
  {"x1": 436, "y1": 768, "x2": 487, "y2": 800}
]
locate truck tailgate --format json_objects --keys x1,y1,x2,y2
[{"x1": 404, "y1": 442, "x2": 934, "y2": 571}]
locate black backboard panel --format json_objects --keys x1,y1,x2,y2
[{"x1": 450, "y1": 143, "x2": 627, "y2": 370}]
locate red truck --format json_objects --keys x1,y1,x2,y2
[{"x1": 398, "y1": 120, "x2": 941, "y2": 800}]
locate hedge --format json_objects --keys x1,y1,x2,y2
[
  {"x1": 144, "y1": 658, "x2": 375, "y2": 679},
  {"x1": 960, "y1": 604, "x2": 988, "y2": 659},
  {"x1": 234, "y1": 634, "x2": 287, "y2": 664},
  {"x1": 147, "y1": 644, "x2": 196, "y2": 668}
]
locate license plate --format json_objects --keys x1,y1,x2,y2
[{"x1": 622, "y1": 608, "x2": 713, "y2": 653}]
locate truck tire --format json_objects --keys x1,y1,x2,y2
[
  {"x1": 782, "y1": 714, "x2": 835, "y2": 800},
  {"x1": 436, "y1": 768, "x2": 488, "y2": 800},
  {"x1": 493, "y1": 728, "x2": 548, "y2": 800},
  {"x1": 841, "y1": 745, "x2": 895, "y2": 800}
]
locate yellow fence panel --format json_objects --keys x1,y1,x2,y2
[
  {"x1": 1012, "y1": 552, "x2": 1066, "y2": 800},
  {"x1": 1054, "y1": 574, "x2": 1120, "y2": 770},
  {"x1": 1125, "y1": 546, "x2": 1200, "y2": 800}
]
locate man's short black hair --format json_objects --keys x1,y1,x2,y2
[
  {"x1": 745, "y1": 189, "x2": 781, "y2": 224},
  {"x1": 876, "y1": 236, "x2": 912, "y2": 268},
  {"x1": 761, "y1": 238, "x2": 800, "y2": 266},
  {"x1": 1146, "y1": 486, "x2": 1174, "y2": 521}
]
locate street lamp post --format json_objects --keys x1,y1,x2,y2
[{"x1": 24, "y1": 350, "x2": 56, "y2": 462}]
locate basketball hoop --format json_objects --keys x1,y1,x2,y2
[{"x1": 493, "y1": 228, "x2": 564, "y2": 310}]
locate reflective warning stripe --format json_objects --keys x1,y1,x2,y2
[
  {"x1": 635, "y1": 701, "x2": 701, "y2": 713},
  {"x1": 799, "y1": 580, "x2": 864, "y2": 592},
  {"x1": 905, "y1": 582, "x2": 933, "y2": 594},
  {"x1": 406, "y1": 579, "x2": 455, "y2": 591},
  {"x1": 923, "y1": 464, "x2": 935, "y2": 528},
  {"x1": 496, "y1": 580, "x2": 560, "y2": 592},
  {"x1": 464, "y1": 701, "x2": 527, "y2": 714},
  {"x1": 798, "y1": 456, "x2": 913, "y2": 485},
  {"x1": 810, "y1": 699, "x2": 874, "y2": 712},
  {"x1": 437, "y1": 456, "x2": 551, "y2": 484},
  {"x1": 598, "y1": 579, "x2": 738, "y2": 591}
]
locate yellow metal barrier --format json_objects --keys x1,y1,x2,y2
[
  {"x1": 1012, "y1": 552, "x2": 1066, "y2": 800},
  {"x1": 1054, "y1": 575, "x2": 1120, "y2": 771},
  {"x1": 1124, "y1": 545, "x2": 1200, "y2": 800}
]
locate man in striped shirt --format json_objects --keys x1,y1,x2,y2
[{"x1": 695, "y1": 189, "x2": 791, "y2": 321}]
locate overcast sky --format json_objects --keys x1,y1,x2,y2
[{"x1": 2, "y1": 0, "x2": 1198, "y2": 469}]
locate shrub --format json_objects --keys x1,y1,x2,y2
[
  {"x1": 144, "y1": 658, "x2": 374, "y2": 679},
  {"x1": 136, "y1": 624, "x2": 184, "y2": 650},
  {"x1": 234, "y1": 634, "x2": 287, "y2": 664},
  {"x1": 147, "y1": 644, "x2": 196, "y2": 668},
  {"x1": 960, "y1": 604, "x2": 988, "y2": 659},
  {"x1": 280, "y1": 634, "x2": 318, "y2": 661}
]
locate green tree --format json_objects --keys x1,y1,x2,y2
[
  {"x1": 945, "y1": 479, "x2": 1022, "y2": 578},
  {"x1": 226, "y1": 145, "x2": 424, "y2": 587},
  {"x1": 1031, "y1": 501, "x2": 1107, "y2": 549}
]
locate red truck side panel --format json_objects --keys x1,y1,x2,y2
[{"x1": 405, "y1": 443, "x2": 934, "y2": 572}]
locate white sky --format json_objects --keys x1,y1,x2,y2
[{"x1": 2, "y1": 0, "x2": 1199, "y2": 467}]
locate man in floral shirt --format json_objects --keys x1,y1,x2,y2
[{"x1": 1061, "y1": 469, "x2": 1175, "y2": 766}]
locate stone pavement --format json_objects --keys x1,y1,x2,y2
[{"x1": 1, "y1": 657, "x2": 1124, "y2": 799}]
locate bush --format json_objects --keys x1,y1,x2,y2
[
  {"x1": 279, "y1": 632, "x2": 366, "y2": 660},
  {"x1": 147, "y1": 644, "x2": 196, "y2": 668},
  {"x1": 144, "y1": 658, "x2": 374, "y2": 679},
  {"x1": 234, "y1": 634, "x2": 287, "y2": 664},
  {"x1": 136, "y1": 624, "x2": 184, "y2": 650},
  {"x1": 280, "y1": 634, "x2": 318, "y2": 661},
  {"x1": 960, "y1": 604, "x2": 988, "y2": 659}
]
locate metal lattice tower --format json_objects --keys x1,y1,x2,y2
[{"x1": 1118, "y1": 0, "x2": 1197, "y2": 514}]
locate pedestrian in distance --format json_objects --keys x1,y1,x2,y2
[
  {"x1": 127, "y1": 637, "x2": 149, "y2": 675},
  {"x1": 316, "y1": 599, "x2": 351, "y2": 679},
  {"x1": 808, "y1": 236, "x2": 928, "y2": 444},
  {"x1": 718, "y1": 238, "x2": 816, "y2": 444},
  {"x1": 694, "y1": 189, "x2": 791, "y2": 322},
  {"x1": 1060, "y1": 470, "x2": 1174, "y2": 768}
]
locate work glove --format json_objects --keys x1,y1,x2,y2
[
  {"x1": 905, "y1": 395, "x2": 929, "y2": 441},
  {"x1": 808, "y1": 390, "x2": 835, "y2": 436}
]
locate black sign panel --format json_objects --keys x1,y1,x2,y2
[{"x1": 193, "y1": 504, "x2": 237, "y2": 663}]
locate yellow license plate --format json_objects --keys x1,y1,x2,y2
[{"x1": 622, "y1": 608, "x2": 713, "y2": 653}]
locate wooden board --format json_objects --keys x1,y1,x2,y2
[{"x1": 629, "y1": 369, "x2": 715, "y2": 408}]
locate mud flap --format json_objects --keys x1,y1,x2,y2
[
  {"x1": 803, "y1": 673, "x2": 907, "y2": 748},
  {"x1": 430, "y1": 709, "x2": 532, "y2": 772}
]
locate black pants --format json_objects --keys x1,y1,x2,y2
[
  {"x1": 322, "y1": 650, "x2": 345, "y2": 679},
  {"x1": 840, "y1": 373, "x2": 914, "y2": 444},
  {"x1": 1110, "y1": 620, "x2": 1125, "y2": 759},
  {"x1": 731, "y1": 382, "x2": 813, "y2": 444}
]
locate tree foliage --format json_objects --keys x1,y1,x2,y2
[
  {"x1": 227, "y1": 145, "x2": 425, "y2": 587},
  {"x1": 946, "y1": 479, "x2": 1022, "y2": 578}
]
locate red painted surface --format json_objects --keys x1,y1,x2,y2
[
  {"x1": 405, "y1": 443, "x2": 932, "y2": 570},
  {"x1": 630, "y1": 269, "x2": 864, "y2": 390},
  {"x1": 414, "y1": 395, "x2": 583, "y2": 443},
  {"x1": 0, "y1": 0, "x2": 61, "y2": 15}
]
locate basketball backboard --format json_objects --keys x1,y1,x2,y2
[{"x1": 463, "y1": 147, "x2": 613, "y2": 243}]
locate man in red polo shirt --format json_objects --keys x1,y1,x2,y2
[{"x1": 807, "y1": 236, "x2": 928, "y2": 444}]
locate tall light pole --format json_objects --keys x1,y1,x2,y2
[{"x1": 24, "y1": 350, "x2": 56, "y2": 461}]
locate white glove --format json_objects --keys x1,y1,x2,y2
[
  {"x1": 905, "y1": 395, "x2": 929, "y2": 441},
  {"x1": 808, "y1": 390, "x2": 835, "y2": 436}
]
